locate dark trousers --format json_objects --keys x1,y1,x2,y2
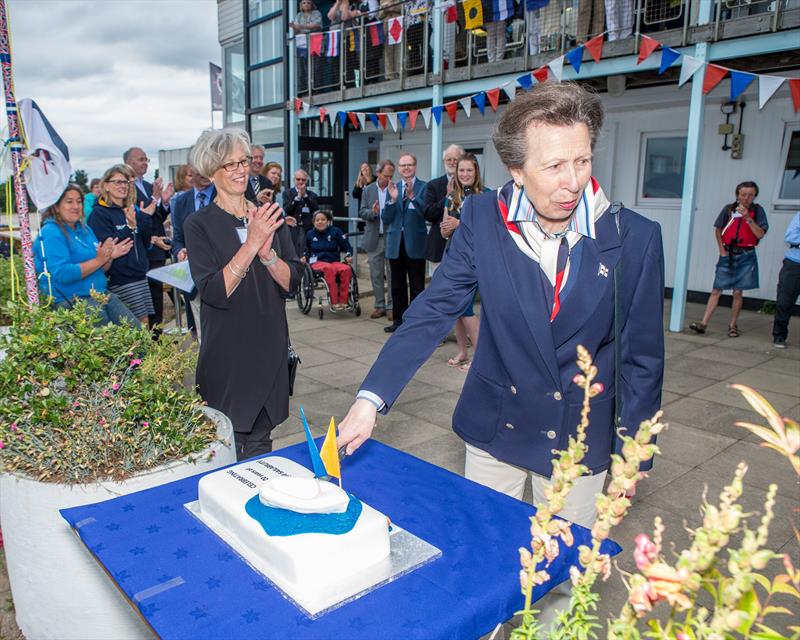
[
  {"x1": 389, "y1": 235, "x2": 426, "y2": 326},
  {"x1": 148, "y1": 260, "x2": 166, "y2": 330},
  {"x1": 234, "y1": 407, "x2": 274, "y2": 461},
  {"x1": 773, "y1": 258, "x2": 800, "y2": 340}
]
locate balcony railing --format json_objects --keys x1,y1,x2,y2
[{"x1": 291, "y1": 0, "x2": 799, "y2": 102}]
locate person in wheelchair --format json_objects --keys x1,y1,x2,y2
[{"x1": 305, "y1": 210, "x2": 354, "y2": 311}]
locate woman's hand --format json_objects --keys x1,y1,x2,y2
[
  {"x1": 110, "y1": 237, "x2": 133, "y2": 259},
  {"x1": 440, "y1": 211, "x2": 459, "y2": 238},
  {"x1": 344, "y1": 255, "x2": 353, "y2": 265},
  {"x1": 139, "y1": 199, "x2": 157, "y2": 216},
  {"x1": 97, "y1": 238, "x2": 115, "y2": 262},
  {"x1": 337, "y1": 398, "x2": 378, "y2": 455},
  {"x1": 284, "y1": 215, "x2": 298, "y2": 227},
  {"x1": 246, "y1": 201, "x2": 285, "y2": 259},
  {"x1": 152, "y1": 236, "x2": 171, "y2": 251},
  {"x1": 387, "y1": 181, "x2": 398, "y2": 202},
  {"x1": 124, "y1": 204, "x2": 138, "y2": 228}
]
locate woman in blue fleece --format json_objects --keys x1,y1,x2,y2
[
  {"x1": 34, "y1": 184, "x2": 138, "y2": 326},
  {"x1": 305, "y1": 210, "x2": 353, "y2": 310}
]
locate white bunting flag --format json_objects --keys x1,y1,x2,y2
[
  {"x1": 547, "y1": 56, "x2": 564, "y2": 82},
  {"x1": 502, "y1": 83, "x2": 516, "y2": 102},
  {"x1": 386, "y1": 112, "x2": 398, "y2": 132},
  {"x1": 302, "y1": 101, "x2": 311, "y2": 116},
  {"x1": 328, "y1": 110, "x2": 337, "y2": 128},
  {"x1": 356, "y1": 112, "x2": 366, "y2": 130},
  {"x1": 458, "y1": 96, "x2": 472, "y2": 118},
  {"x1": 421, "y1": 107, "x2": 432, "y2": 129},
  {"x1": 758, "y1": 74, "x2": 785, "y2": 109},
  {"x1": 678, "y1": 55, "x2": 704, "y2": 87}
]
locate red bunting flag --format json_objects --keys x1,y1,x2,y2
[
  {"x1": 486, "y1": 87, "x2": 501, "y2": 111},
  {"x1": 532, "y1": 67, "x2": 548, "y2": 83},
  {"x1": 319, "y1": 106, "x2": 327, "y2": 123},
  {"x1": 444, "y1": 102, "x2": 458, "y2": 124},
  {"x1": 408, "y1": 109, "x2": 419, "y2": 130},
  {"x1": 309, "y1": 32, "x2": 323, "y2": 57},
  {"x1": 584, "y1": 33, "x2": 604, "y2": 64},
  {"x1": 377, "y1": 113, "x2": 387, "y2": 129},
  {"x1": 637, "y1": 35, "x2": 661, "y2": 65},
  {"x1": 789, "y1": 78, "x2": 800, "y2": 112},
  {"x1": 348, "y1": 112, "x2": 360, "y2": 129},
  {"x1": 702, "y1": 64, "x2": 727, "y2": 94},
  {"x1": 445, "y1": 4, "x2": 457, "y2": 23},
  {"x1": 294, "y1": 98, "x2": 302, "y2": 114}
]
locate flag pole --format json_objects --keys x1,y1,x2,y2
[{"x1": 0, "y1": 0, "x2": 38, "y2": 305}]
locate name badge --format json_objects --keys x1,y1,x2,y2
[
  {"x1": 301, "y1": 206, "x2": 310, "y2": 214},
  {"x1": 236, "y1": 227, "x2": 247, "y2": 244},
  {"x1": 309, "y1": 256, "x2": 318, "y2": 264}
]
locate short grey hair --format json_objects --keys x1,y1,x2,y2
[
  {"x1": 294, "y1": 169, "x2": 309, "y2": 179},
  {"x1": 122, "y1": 147, "x2": 141, "y2": 164},
  {"x1": 492, "y1": 82, "x2": 604, "y2": 170},
  {"x1": 442, "y1": 144, "x2": 464, "y2": 160},
  {"x1": 190, "y1": 128, "x2": 252, "y2": 178},
  {"x1": 377, "y1": 159, "x2": 395, "y2": 173}
]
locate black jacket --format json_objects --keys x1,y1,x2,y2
[
  {"x1": 88, "y1": 201, "x2": 153, "y2": 287},
  {"x1": 282, "y1": 188, "x2": 320, "y2": 230},
  {"x1": 134, "y1": 180, "x2": 169, "y2": 264},
  {"x1": 423, "y1": 174, "x2": 450, "y2": 263}
]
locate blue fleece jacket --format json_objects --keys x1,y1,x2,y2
[
  {"x1": 33, "y1": 219, "x2": 107, "y2": 304},
  {"x1": 88, "y1": 200, "x2": 153, "y2": 286},
  {"x1": 305, "y1": 225, "x2": 353, "y2": 263}
]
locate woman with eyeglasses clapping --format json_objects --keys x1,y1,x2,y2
[{"x1": 184, "y1": 128, "x2": 302, "y2": 460}]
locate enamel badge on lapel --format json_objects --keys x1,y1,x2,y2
[{"x1": 598, "y1": 263, "x2": 609, "y2": 278}]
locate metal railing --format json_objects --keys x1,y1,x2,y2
[{"x1": 291, "y1": 0, "x2": 797, "y2": 100}]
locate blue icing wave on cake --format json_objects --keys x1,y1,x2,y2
[{"x1": 245, "y1": 493, "x2": 363, "y2": 536}]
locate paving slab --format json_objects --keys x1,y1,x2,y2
[
  {"x1": 654, "y1": 421, "x2": 737, "y2": 469},
  {"x1": 690, "y1": 379, "x2": 797, "y2": 415}
]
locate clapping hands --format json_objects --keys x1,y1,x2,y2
[
  {"x1": 387, "y1": 181, "x2": 398, "y2": 202},
  {"x1": 246, "y1": 201, "x2": 285, "y2": 260}
]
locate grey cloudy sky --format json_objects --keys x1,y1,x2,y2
[{"x1": 9, "y1": 0, "x2": 220, "y2": 180}]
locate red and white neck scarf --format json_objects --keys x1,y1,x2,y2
[{"x1": 497, "y1": 177, "x2": 610, "y2": 320}]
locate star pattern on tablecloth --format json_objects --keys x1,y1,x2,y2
[
  {"x1": 139, "y1": 603, "x2": 160, "y2": 617},
  {"x1": 129, "y1": 546, "x2": 145, "y2": 556},
  {"x1": 217, "y1": 551, "x2": 234, "y2": 562},
  {"x1": 173, "y1": 547, "x2": 189, "y2": 559},
  {"x1": 105, "y1": 522, "x2": 121, "y2": 531},
  {"x1": 90, "y1": 543, "x2": 105, "y2": 554},
  {"x1": 242, "y1": 609, "x2": 260, "y2": 624},
  {"x1": 189, "y1": 607, "x2": 208, "y2": 619},
  {"x1": 349, "y1": 617, "x2": 368, "y2": 631},
  {"x1": 251, "y1": 580, "x2": 270, "y2": 592},
  {"x1": 114, "y1": 569, "x2": 130, "y2": 583},
  {"x1": 171, "y1": 488, "x2": 186, "y2": 496},
  {"x1": 122, "y1": 503, "x2": 135, "y2": 512},
  {"x1": 186, "y1": 526, "x2": 203, "y2": 535},
  {"x1": 159, "y1": 505, "x2": 175, "y2": 513},
  {"x1": 205, "y1": 577, "x2": 221, "y2": 589},
  {"x1": 146, "y1": 525, "x2": 161, "y2": 534}
]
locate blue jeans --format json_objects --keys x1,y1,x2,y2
[{"x1": 56, "y1": 294, "x2": 139, "y2": 327}]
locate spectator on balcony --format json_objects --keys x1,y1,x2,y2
[
  {"x1": 328, "y1": 0, "x2": 362, "y2": 86},
  {"x1": 424, "y1": 144, "x2": 463, "y2": 268},
  {"x1": 577, "y1": 0, "x2": 604, "y2": 43},
  {"x1": 380, "y1": 0, "x2": 402, "y2": 79},
  {"x1": 283, "y1": 169, "x2": 320, "y2": 257},
  {"x1": 526, "y1": 0, "x2": 561, "y2": 54},
  {"x1": 291, "y1": 0, "x2": 323, "y2": 93},
  {"x1": 405, "y1": 0, "x2": 428, "y2": 73},
  {"x1": 485, "y1": 13, "x2": 508, "y2": 63},
  {"x1": 605, "y1": 0, "x2": 634, "y2": 41}
]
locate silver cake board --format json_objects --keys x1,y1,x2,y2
[{"x1": 184, "y1": 501, "x2": 442, "y2": 619}]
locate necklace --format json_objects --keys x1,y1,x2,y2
[{"x1": 214, "y1": 197, "x2": 248, "y2": 224}]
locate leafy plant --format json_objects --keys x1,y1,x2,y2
[
  {"x1": 0, "y1": 253, "x2": 23, "y2": 324},
  {"x1": 0, "y1": 298, "x2": 219, "y2": 484},
  {"x1": 511, "y1": 347, "x2": 799, "y2": 640}
]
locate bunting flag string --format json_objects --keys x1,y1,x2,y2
[{"x1": 292, "y1": 32, "x2": 798, "y2": 131}]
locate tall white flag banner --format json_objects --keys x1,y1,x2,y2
[
  {"x1": 421, "y1": 107, "x2": 432, "y2": 129},
  {"x1": 758, "y1": 75, "x2": 784, "y2": 109},
  {"x1": 386, "y1": 112, "x2": 398, "y2": 132},
  {"x1": 18, "y1": 98, "x2": 72, "y2": 210},
  {"x1": 547, "y1": 56, "x2": 564, "y2": 82},
  {"x1": 502, "y1": 83, "x2": 516, "y2": 102},
  {"x1": 679, "y1": 55, "x2": 704, "y2": 87},
  {"x1": 328, "y1": 110, "x2": 337, "y2": 128},
  {"x1": 458, "y1": 96, "x2": 472, "y2": 118},
  {"x1": 356, "y1": 112, "x2": 366, "y2": 130}
]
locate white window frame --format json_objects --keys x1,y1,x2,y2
[
  {"x1": 773, "y1": 122, "x2": 800, "y2": 210},
  {"x1": 636, "y1": 131, "x2": 687, "y2": 209}
]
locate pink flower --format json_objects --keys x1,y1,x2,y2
[
  {"x1": 102, "y1": 389, "x2": 110, "y2": 398},
  {"x1": 99, "y1": 418, "x2": 106, "y2": 426},
  {"x1": 0, "y1": 441, "x2": 5, "y2": 449},
  {"x1": 112, "y1": 383, "x2": 120, "y2": 391},
  {"x1": 72, "y1": 401, "x2": 80, "y2": 408},
  {"x1": 633, "y1": 534, "x2": 658, "y2": 571},
  {"x1": 130, "y1": 358, "x2": 142, "y2": 367},
  {"x1": 9, "y1": 423, "x2": 17, "y2": 432},
  {"x1": 143, "y1": 421, "x2": 149, "y2": 428}
]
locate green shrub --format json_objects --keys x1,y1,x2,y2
[
  {"x1": 0, "y1": 253, "x2": 23, "y2": 324},
  {"x1": 0, "y1": 298, "x2": 217, "y2": 483}
]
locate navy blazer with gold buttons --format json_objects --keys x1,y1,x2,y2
[{"x1": 359, "y1": 190, "x2": 665, "y2": 476}]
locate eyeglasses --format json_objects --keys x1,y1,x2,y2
[
  {"x1": 221, "y1": 157, "x2": 252, "y2": 173},
  {"x1": 107, "y1": 180, "x2": 132, "y2": 187},
  {"x1": 398, "y1": 164, "x2": 415, "y2": 168}
]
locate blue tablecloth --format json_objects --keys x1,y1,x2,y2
[{"x1": 61, "y1": 440, "x2": 621, "y2": 640}]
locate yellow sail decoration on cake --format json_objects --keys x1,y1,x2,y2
[{"x1": 320, "y1": 416, "x2": 341, "y2": 481}]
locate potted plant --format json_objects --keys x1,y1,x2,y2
[{"x1": 0, "y1": 298, "x2": 235, "y2": 639}]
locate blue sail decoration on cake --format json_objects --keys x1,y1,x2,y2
[{"x1": 300, "y1": 406, "x2": 327, "y2": 478}]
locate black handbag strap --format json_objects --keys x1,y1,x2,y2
[{"x1": 609, "y1": 202, "x2": 623, "y2": 429}]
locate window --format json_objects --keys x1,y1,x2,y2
[
  {"x1": 775, "y1": 126, "x2": 800, "y2": 207},
  {"x1": 250, "y1": 112, "x2": 284, "y2": 146},
  {"x1": 639, "y1": 134, "x2": 687, "y2": 202},
  {"x1": 248, "y1": 0, "x2": 281, "y2": 22},
  {"x1": 263, "y1": 146, "x2": 284, "y2": 169},
  {"x1": 223, "y1": 43, "x2": 245, "y2": 126},
  {"x1": 249, "y1": 17, "x2": 283, "y2": 65},
  {"x1": 249, "y1": 63, "x2": 284, "y2": 108}
]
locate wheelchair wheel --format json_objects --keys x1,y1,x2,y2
[
  {"x1": 348, "y1": 265, "x2": 360, "y2": 315},
  {"x1": 296, "y1": 263, "x2": 315, "y2": 314}
]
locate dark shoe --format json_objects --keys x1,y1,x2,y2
[
  {"x1": 727, "y1": 325, "x2": 739, "y2": 338},
  {"x1": 384, "y1": 324, "x2": 400, "y2": 333},
  {"x1": 773, "y1": 337, "x2": 787, "y2": 349},
  {"x1": 370, "y1": 309, "x2": 386, "y2": 319},
  {"x1": 689, "y1": 321, "x2": 707, "y2": 334}
]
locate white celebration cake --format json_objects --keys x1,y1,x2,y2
[{"x1": 197, "y1": 456, "x2": 391, "y2": 589}]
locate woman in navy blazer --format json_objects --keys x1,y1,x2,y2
[{"x1": 338, "y1": 83, "x2": 665, "y2": 531}]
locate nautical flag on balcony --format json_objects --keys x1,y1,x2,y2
[
  {"x1": 309, "y1": 32, "x2": 324, "y2": 56},
  {"x1": 387, "y1": 17, "x2": 403, "y2": 45},
  {"x1": 326, "y1": 31, "x2": 340, "y2": 57},
  {"x1": 347, "y1": 29, "x2": 360, "y2": 53},
  {"x1": 492, "y1": 0, "x2": 514, "y2": 21},
  {"x1": 368, "y1": 21, "x2": 385, "y2": 46},
  {"x1": 459, "y1": 0, "x2": 483, "y2": 30},
  {"x1": 444, "y1": 0, "x2": 457, "y2": 23}
]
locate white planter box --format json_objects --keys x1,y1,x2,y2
[{"x1": 0, "y1": 406, "x2": 235, "y2": 640}]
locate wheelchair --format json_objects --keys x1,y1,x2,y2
[{"x1": 296, "y1": 260, "x2": 361, "y2": 320}]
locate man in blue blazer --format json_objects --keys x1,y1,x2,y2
[
  {"x1": 382, "y1": 152, "x2": 427, "y2": 333},
  {"x1": 170, "y1": 167, "x2": 216, "y2": 341},
  {"x1": 338, "y1": 83, "x2": 665, "y2": 535}
]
